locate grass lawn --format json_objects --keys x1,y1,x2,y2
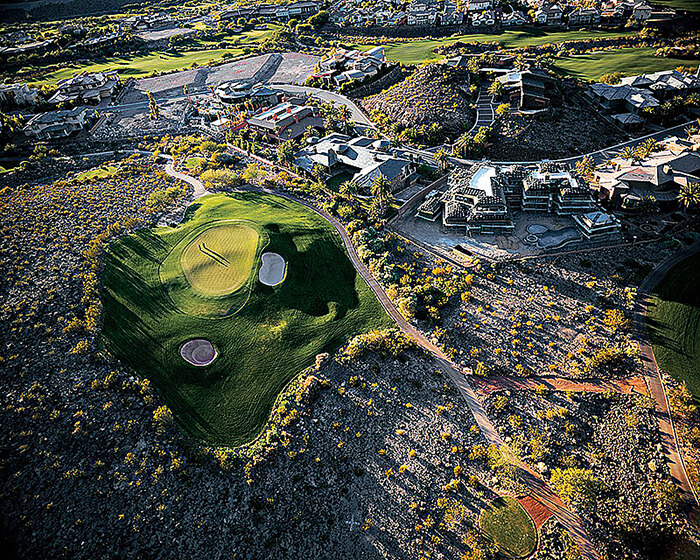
[
  {"x1": 553, "y1": 47, "x2": 700, "y2": 81},
  {"x1": 358, "y1": 29, "x2": 635, "y2": 65},
  {"x1": 179, "y1": 221, "x2": 261, "y2": 297},
  {"x1": 28, "y1": 48, "x2": 246, "y2": 87},
  {"x1": 479, "y1": 496, "x2": 537, "y2": 558},
  {"x1": 75, "y1": 165, "x2": 118, "y2": 182},
  {"x1": 102, "y1": 192, "x2": 392, "y2": 446},
  {"x1": 648, "y1": 251, "x2": 700, "y2": 398},
  {"x1": 25, "y1": 26, "x2": 277, "y2": 87},
  {"x1": 652, "y1": 0, "x2": 700, "y2": 12},
  {"x1": 183, "y1": 156, "x2": 206, "y2": 170}
]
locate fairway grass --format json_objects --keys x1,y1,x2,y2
[
  {"x1": 479, "y1": 496, "x2": 537, "y2": 558},
  {"x1": 180, "y1": 222, "x2": 260, "y2": 297},
  {"x1": 648, "y1": 251, "x2": 700, "y2": 398},
  {"x1": 359, "y1": 29, "x2": 634, "y2": 65},
  {"x1": 553, "y1": 47, "x2": 700, "y2": 81},
  {"x1": 102, "y1": 192, "x2": 392, "y2": 446}
]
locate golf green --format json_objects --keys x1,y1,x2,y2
[{"x1": 102, "y1": 192, "x2": 392, "y2": 446}]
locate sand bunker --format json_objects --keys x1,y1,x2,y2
[
  {"x1": 258, "y1": 252, "x2": 286, "y2": 286},
  {"x1": 180, "y1": 339, "x2": 218, "y2": 366}
]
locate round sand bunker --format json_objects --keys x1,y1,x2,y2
[
  {"x1": 180, "y1": 339, "x2": 218, "y2": 367},
  {"x1": 258, "y1": 252, "x2": 287, "y2": 286}
]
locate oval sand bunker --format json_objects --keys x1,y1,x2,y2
[
  {"x1": 180, "y1": 339, "x2": 218, "y2": 367},
  {"x1": 258, "y1": 252, "x2": 287, "y2": 286}
]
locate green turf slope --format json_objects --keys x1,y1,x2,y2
[
  {"x1": 102, "y1": 192, "x2": 392, "y2": 446},
  {"x1": 648, "y1": 251, "x2": 700, "y2": 398},
  {"x1": 479, "y1": 496, "x2": 537, "y2": 558}
]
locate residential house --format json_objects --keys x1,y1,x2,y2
[
  {"x1": 49, "y1": 71, "x2": 120, "y2": 105},
  {"x1": 471, "y1": 10, "x2": 496, "y2": 27},
  {"x1": 24, "y1": 107, "x2": 89, "y2": 140},
  {"x1": 467, "y1": 0, "x2": 493, "y2": 11},
  {"x1": 246, "y1": 102, "x2": 323, "y2": 142},
  {"x1": 568, "y1": 7, "x2": 601, "y2": 26},
  {"x1": 294, "y1": 133, "x2": 417, "y2": 192},
  {"x1": 441, "y1": 164, "x2": 515, "y2": 234},
  {"x1": 594, "y1": 147, "x2": 700, "y2": 207},
  {"x1": 502, "y1": 10, "x2": 528, "y2": 26},
  {"x1": 535, "y1": 3, "x2": 564, "y2": 25},
  {"x1": 0, "y1": 83, "x2": 39, "y2": 107},
  {"x1": 496, "y1": 68, "x2": 554, "y2": 111},
  {"x1": 214, "y1": 81, "x2": 281, "y2": 107},
  {"x1": 632, "y1": 2, "x2": 653, "y2": 22},
  {"x1": 573, "y1": 211, "x2": 621, "y2": 240},
  {"x1": 521, "y1": 166, "x2": 594, "y2": 214}
]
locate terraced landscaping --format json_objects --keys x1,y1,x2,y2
[
  {"x1": 102, "y1": 192, "x2": 391, "y2": 446},
  {"x1": 648, "y1": 251, "x2": 700, "y2": 398}
]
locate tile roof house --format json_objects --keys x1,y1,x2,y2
[
  {"x1": 49, "y1": 71, "x2": 120, "y2": 106},
  {"x1": 24, "y1": 107, "x2": 89, "y2": 140},
  {"x1": 568, "y1": 7, "x2": 601, "y2": 25},
  {"x1": 246, "y1": 102, "x2": 323, "y2": 142},
  {"x1": 0, "y1": 83, "x2": 39, "y2": 107},
  {"x1": 440, "y1": 164, "x2": 515, "y2": 234},
  {"x1": 594, "y1": 148, "x2": 700, "y2": 207},
  {"x1": 535, "y1": 3, "x2": 564, "y2": 24},
  {"x1": 294, "y1": 133, "x2": 417, "y2": 192},
  {"x1": 573, "y1": 210, "x2": 621, "y2": 240}
]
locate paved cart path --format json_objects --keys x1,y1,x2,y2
[
  {"x1": 635, "y1": 243, "x2": 700, "y2": 509},
  {"x1": 163, "y1": 164, "x2": 601, "y2": 559}
]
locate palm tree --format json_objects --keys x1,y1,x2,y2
[
  {"x1": 370, "y1": 173, "x2": 392, "y2": 216},
  {"x1": 434, "y1": 148, "x2": 449, "y2": 173},
  {"x1": 618, "y1": 146, "x2": 637, "y2": 161},
  {"x1": 575, "y1": 155, "x2": 595, "y2": 179},
  {"x1": 678, "y1": 182, "x2": 700, "y2": 210},
  {"x1": 339, "y1": 179, "x2": 359, "y2": 198}
]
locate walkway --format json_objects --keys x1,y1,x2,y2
[
  {"x1": 158, "y1": 159, "x2": 600, "y2": 558},
  {"x1": 635, "y1": 243, "x2": 700, "y2": 508},
  {"x1": 466, "y1": 83, "x2": 498, "y2": 136},
  {"x1": 249, "y1": 186, "x2": 601, "y2": 560},
  {"x1": 471, "y1": 375, "x2": 649, "y2": 397},
  {"x1": 164, "y1": 163, "x2": 210, "y2": 199}
]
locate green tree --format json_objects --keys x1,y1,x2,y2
[
  {"x1": 677, "y1": 182, "x2": 700, "y2": 210},
  {"x1": 434, "y1": 148, "x2": 449, "y2": 173},
  {"x1": 575, "y1": 155, "x2": 595, "y2": 179},
  {"x1": 370, "y1": 173, "x2": 392, "y2": 216},
  {"x1": 488, "y1": 80, "x2": 504, "y2": 99},
  {"x1": 550, "y1": 468, "x2": 602, "y2": 512},
  {"x1": 276, "y1": 139, "x2": 296, "y2": 164},
  {"x1": 339, "y1": 179, "x2": 359, "y2": 198},
  {"x1": 146, "y1": 91, "x2": 159, "y2": 120}
]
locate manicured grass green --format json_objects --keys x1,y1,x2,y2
[
  {"x1": 75, "y1": 165, "x2": 118, "y2": 182},
  {"x1": 652, "y1": 0, "x2": 700, "y2": 12},
  {"x1": 553, "y1": 47, "x2": 700, "y2": 81},
  {"x1": 102, "y1": 192, "x2": 392, "y2": 446},
  {"x1": 26, "y1": 27, "x2": 277, "y2": 87},
  {"x1": 359, "y1": 30, "x2": 635, "y2": 65},
  {"x1": 28, "y1": 48, "x2": 245, "y2": 87},
  {"x1": 183, "y1": 156, "x2": 206, "y2": 170},
  {"x1": 178, "y1": 221, "x2": 260, "y2": 297},
  {"x1": 648, "y1": 251, "x2": 700, "y2": 398},
  {"x1": 479, "y1": 496, "x2": 537, "y2": 558}
]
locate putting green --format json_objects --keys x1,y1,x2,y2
[
  {"x1": 181, "y1": 222, "x2": 259, "y2": 297},
  {"x1": 479, "y1": 496, "x2": 537, "y2": 558},
  {"x1": 102, "y1": 192, "x2": 392, "y2": 446}
]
